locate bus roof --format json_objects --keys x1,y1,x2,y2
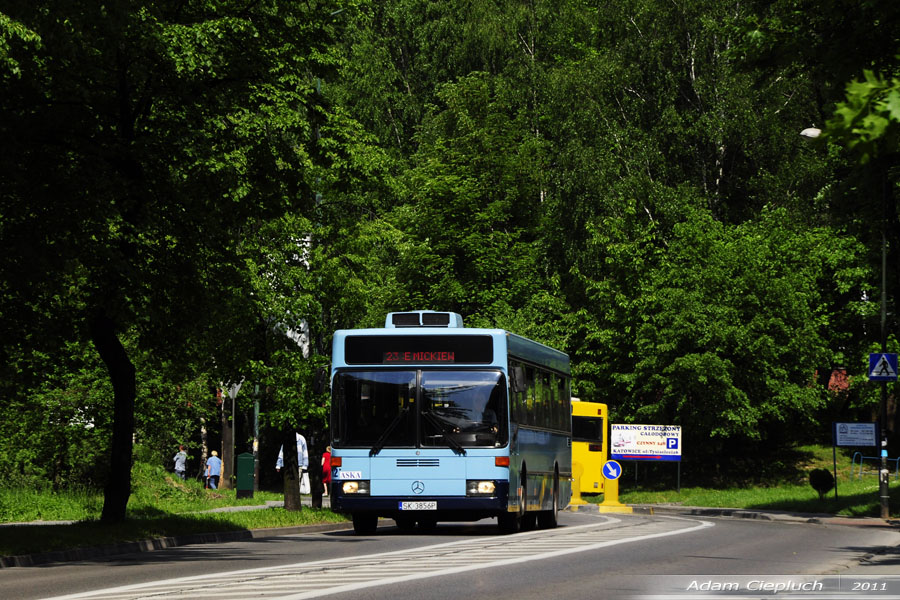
[
  {"x1": 571, "y1": 400, "x2": 608, "y2": 417},
  {"x1": 506, "y1": 332, "x2": 569, "y2": 375},
  {"x1": 332, "y1": 326, "x2": 570, "y2": 375}
]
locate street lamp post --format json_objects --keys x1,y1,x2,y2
[
  {"x1": 801, "y1": 126, "x2": 890, "y2": 519},
  {"x1": 878, "y1": 172, "x2": 890, "y2": 520}
]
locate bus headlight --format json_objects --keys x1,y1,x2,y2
[
  {"x1": 466, "y1": 480, "x2": 496, "y2": 496},
  {"x1": 342, "y1": 480, "x2": 370, "y2": 495}
]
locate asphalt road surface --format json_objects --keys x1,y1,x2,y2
[{"x1": 1, "y1": 510, "x2": 898, "y2": 600}]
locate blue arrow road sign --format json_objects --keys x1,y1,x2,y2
[
  {"x1": 602, "y1": 460, "x2": 622, "y2": 480},
  {"x1": 868, "y1": 353, "x2": 898, "y2": 382}
]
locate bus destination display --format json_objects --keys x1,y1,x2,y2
[
  {"x1": 384, "y1": 351, "x2": 456, "y2": 363},
  {"x1": 345, "y1": 335, "x2": 493, "y2": 365}
]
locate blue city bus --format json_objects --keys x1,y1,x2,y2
[{"x1": 329, "y1": 310, "x2": 572, "y2": 535}]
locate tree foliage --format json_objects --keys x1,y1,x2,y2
[
  {"x1": 1, "y1": 0, "x2": 897, "y2": 498},
  {"x1": 0, "y1": 0, "x2": 349, "y2": 518}
]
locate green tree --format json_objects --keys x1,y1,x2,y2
[
  {"x1": 741, "y1": 0, "x2": 900, "y2": 413},
  {"x1": 0, "y1": 0, "x2": 345, "y2": 520},
  {"x1": 393, "y1": 72, "x2": 549, "y2": 325},
  {"x1": 826, "y1": 70, "x2": 900, "y2": 164},
  {"x1": 537, "y1": 1, "x2": 876, "y2": 456},
  {"x1": 234, "y1": 94, "x2": 398, "y2": 508},
  {"x1": 628, "y1": 208, "x2": 867, "y2": 462}
]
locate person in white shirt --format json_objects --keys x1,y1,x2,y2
[{"x1": 276, "y1": 432, "x2": 310, "y2": 493}]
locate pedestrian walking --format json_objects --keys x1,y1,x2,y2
[
  {"x1": 206, "y1": 450, "x2": 223, "y2": 489},
  {"x1": 322, "y1": 446, "x2": 332, "y2": 496},
  {"x1": 173, "y1": 445, "x2": 187, "y2": 480}
]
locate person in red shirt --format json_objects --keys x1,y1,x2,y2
[{"x1": 321, "y1": 446, "x2": 332, "y2": 496}]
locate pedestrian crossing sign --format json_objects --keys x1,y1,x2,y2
[{"x1": 868, "y1": 353, "x2": 898, "y2": 382}]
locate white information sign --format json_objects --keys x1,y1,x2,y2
[
  {"x1": 833, "y1": 422, "x2": 877, "y2": 447},
  {"x1": 610, "y1": 424, "x2": 682, "y2": 462}
]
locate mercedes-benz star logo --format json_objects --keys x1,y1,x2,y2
[{"x1": 411, "y1": 481, "x2": 425, "y2": 494}]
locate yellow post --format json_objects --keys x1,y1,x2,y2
[
  {"x1": 570, "y1": 462, "x2": 587, "y2": 506},
  {"x1": 598, "y1": 459, "x2": 632, "y2": 513}
]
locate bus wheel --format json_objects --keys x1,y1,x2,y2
[
  {"x1": 498, "y1": 469, "x2": 527, "y2": 534},
  {"x1": 521, "y1": 513, "x2": 537, "y2": 531},
  {"x1": 537, "y1": 473, "x2": 559, "y2": 529},
  {"x1": 498, "y1": 512, "x2": 520, "y2": 534},
  {"x1": 352, "y1": 513, "x2": 378, "y2": 535}
]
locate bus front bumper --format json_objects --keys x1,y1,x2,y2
[{"x1": 331, "y1": 481, "x2": 510, "y2": 519}]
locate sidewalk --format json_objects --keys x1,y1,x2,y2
[{"x1": 202, "y1": 496, "x2": 330, "y2": 512}]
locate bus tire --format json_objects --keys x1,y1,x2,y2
[
  {"x1": 537, "y1": 472, "x2": 559, "y2": 529},
  {"x1": 498, "y1": 511, "x2": 519, "y2": 533},
  {"x1": 498, "y1": 467, "x2": 527, "y2": 534},
  {"x1": 521, "y1": 512, "x2": 537, "y2": 531},
  {"x1": 519, "y1": 467, "x2": 537, "y2": 530},
  {"x1": 352, "y1": 513, "x2": 378, "y2": 535}
]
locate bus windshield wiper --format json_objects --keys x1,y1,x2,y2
[
  {"x1": 422, "y1": 411, "x2": 467, "y2": 456},
  {"x1": 370, "y1": 406, "x2": 409, "y2": 457}
]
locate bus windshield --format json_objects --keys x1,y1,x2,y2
[
  {"x1": 333, "y1": 370, "x2": 508, "y2": 449},
  {"x1": 572, "y1": 416, "x2": 604, "y2": 443},
  {"x1": 421, "y1": 371, "x2": 507, "y2": 449}
]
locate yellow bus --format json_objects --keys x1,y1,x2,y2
[{"x1": 571, "y1": 400, "x2": 608, "y2": 494}]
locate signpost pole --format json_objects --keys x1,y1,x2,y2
[
  {"x1": 880, "y1": 227, "x2": 889, "y2": 520},
  {"x1": 831, "y1": 423, "x2": 838, "y2": 500},
  {"x1": 599, "y1": 460, "x2": 632, "y2": 513},
  {"x1": 868, "y1": 351, "x2": 896, "y2": 519},
  {"x1": 880, "y1": 377, "x2": 889, "y2": 519}
]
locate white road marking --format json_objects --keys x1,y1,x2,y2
[{"x1": 44, "y1": 515, "x2": 713, "y2": 600}]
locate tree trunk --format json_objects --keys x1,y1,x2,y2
[
  {"x1": 90, "y1": 312, "x2": 136, "y2": 522},
  {"x1": 280, "y1": 427, "x2": 302, "y2": 511},
  {"x1": 200, "y1": 417, "x2": 208, "y2": 483},
  {"x1": 306, "y1": 428, "x2": 324, "y2": 509},
  {"x1": 221, "y1": 395, "x2": 233, "y2": 489}
]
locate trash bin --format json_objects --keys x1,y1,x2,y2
[{"x1": 236, "y1": 452, "x2": 255, "y2": 499}]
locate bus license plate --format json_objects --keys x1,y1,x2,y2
[{"x1": 399, "y1": 501, "x2": 436, "y2": 511}]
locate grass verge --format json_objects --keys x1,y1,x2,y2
[
  {"x1": 0, "y1": 509, "x2": 346, "y2": 557},
  {"x1": 586, "y1": 444, "x2": 900, "y2": 518},
  {"x1": 0, "y1": 462, "x2": 348, "y2": 558}
]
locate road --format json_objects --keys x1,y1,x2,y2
[{"x1": 1, "y1": 511, "x2": 898, "y2": 600}]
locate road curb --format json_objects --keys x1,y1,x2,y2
[{"x1": 567, "y1": 502, "x2": 893, "y2": 525}]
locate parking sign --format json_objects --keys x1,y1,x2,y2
[{"x1": 610, "y1": 424, "x2": 682, "y2": 462}]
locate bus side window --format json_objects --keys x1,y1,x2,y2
[
  {"x1": 549, "y1": 373, "x2": 559, "y2": 431},
  {"x1": 511, "y1": 361, "x2": 525, "y2": 424},
  {"x1": 559, "y1": 378, "x2": 571, "y2": 433},
  {"x1": 556, "y1": 374, "x2": 564, "y2": 430},
  {"x1": 525, "y1": 367, "x2": 536, "y2": 427},
  {"x1": 535, "y1": 371, "x2": 546, "y2": 427}
]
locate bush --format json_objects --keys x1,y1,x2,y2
[{"x1": 809, "y1": 468, "x2": 835, "y2": 500}]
